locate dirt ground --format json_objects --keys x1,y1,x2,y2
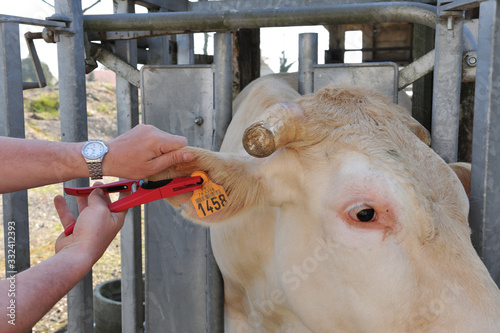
[{"x1": 0, "y1": 82, "x2": 130, "y2": 332}]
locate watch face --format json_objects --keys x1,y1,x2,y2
[{"x1": 83, "y1": 141, "x2": 107, "y2": 159}]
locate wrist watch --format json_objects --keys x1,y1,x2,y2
[{"x1": 82, "y1": 139, "x2": 108, "y2": 180}]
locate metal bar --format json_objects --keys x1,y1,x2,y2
[
  {"x1": 328, "y1": 46, "x2": 414, "y2": 52},
  {"x1": 430, "y1": 8, "x2": 464, "y2": 163},
  {"x1": 136, "y1": 0, "x2": 174, "y2": 10},
  {"x1": 0, "y1": 22, "x2": 31, "y2": 293},
  {"x1": 440, "y1": 0, "x2": 484, "y2": 11},
  {"x1": 177, "y1": 34, "x2": 195, "y2": 65},
  {"x1": 80, "y1": 1, "x2": 475, "y2": 93},
  {"x1": 83, "y1": 2, "x2": 438, "y2": 32},
  {"x1": 298, "y1": 33, "x2": 318, "y2": 95},
  {"x1": 87, "y1": 30, "x2": 177, "y2": 41},
  {"x1": 189, "y1": 0, "x2": 437, "y2": 11},
  {"x1": 79, "y1": 1, "x2": 468, "y2": 95},
  {"x1": 0, "y1": 23, "x2": 25, "y2": 139},
  {"x1": 212, "y1": 33, "x2": 233, "y2": 152},
  {"x1": 120, "y1": 207, "x2": 143, "y2": 333},
  {"x1": 23, "y1": 82, "x2": 40, "y2": 90},
  {"x1": 470, "y1": 0, "x2": 500, "y2": 284},
  {"x1": 209, "y1": 33, "x2": 231, "y2": 331},
  {"x1": 462, "y1": 22, "x2": 478, "y2": 52},
  {"x1": 81, "y1": 3, "x2": 476, "y2": 62},
  {"x1": 113, "y1": 1, "x2": 144, "y2": 332},
  {"x1": 0, "y1": 14, "x2": 66, "y2": 28},
  {"x1": 55, "y1": 0, "x2": 92, "y2": 331},
  {"x1": 165, "y1": 0, "x2": 192, "y2": 66},
  {"x1": 206, "y1": 233, "x2": 224, "y2": 333},
  {"x1": 24, "y1": 32, "x2": 47, "y2": 88},
  {"x1": 144, "y1": 7, "x2": 171, "y2": 67},
  {"x1": 399, "y1": 49, "x2": 434, "y2": 89},
  {"x1": 90, "y1": 44, "x2": 140, "y2": 87}
]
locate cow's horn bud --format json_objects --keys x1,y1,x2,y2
[{"x1": 242, "y1": 102, "x2": 304, "y2": 158}]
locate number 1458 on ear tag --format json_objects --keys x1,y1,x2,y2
[{"x1": 190, "y1": 171, "x2": 228, "y2": 218}]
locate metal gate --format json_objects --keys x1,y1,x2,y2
[{"x1": 1, "y1": 0, "x2": 499, "y2": 332}]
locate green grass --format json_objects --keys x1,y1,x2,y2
[{"x1": 25, "y1": 91, "x2": 60, "y2": 120}]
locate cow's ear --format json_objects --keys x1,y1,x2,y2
[
  {"x1": 147, "y1": 147, "x2": 269, "y2": 225},
  {"x1": 408, "y1": 121, "x2": 431, "y2": 146},
  {"x1": 393, "y1": 102, "x2": 431, "y2": 146},
  {"x1": 449, "y1": 162, "x2": 471, "y2": 197}
]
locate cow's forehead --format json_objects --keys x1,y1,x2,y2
[
  {"x1": 297, "y1": 85, "x2": 409, "y2": 127},
  {"x1": 315, "y1": 129, "x2": 441, "y2": 206},
  {"x1": 292, "y1": 86, "x2": 426, "y2": 158},
  {"x1": 325, "y1": 150, "x2": 410, "y2": 204},
  {"x1": 335, "y1": 150, "x2": 387, "y2": 177}
]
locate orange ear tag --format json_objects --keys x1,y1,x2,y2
[{"x1": 190, "y1": 171, "x2": 228, "y2": 218}]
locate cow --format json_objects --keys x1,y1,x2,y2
[{"x1": 150, "y1": 73, "x2": 500, "y2": 332}]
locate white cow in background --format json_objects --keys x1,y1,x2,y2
[{"x1": 151, "y1": 73, "x2": 500, "y2": 332}]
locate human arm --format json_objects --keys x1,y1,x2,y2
[
  {"x1": 0, "y1": 188, "x2": 126, "y2": 332},
  {"x1": 0, "y1": 124, "x2": 194, "y2": 193}
]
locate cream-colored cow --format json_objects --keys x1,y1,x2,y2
[{"x1": 153, "y1": 73, "x2": 500, "y2": 332}]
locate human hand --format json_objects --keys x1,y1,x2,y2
[
  {"x1": 54, "y1": 188, "x2": 127, "y2": 264},
  {"x1": 103, "y1": 124, "x2": 195, "y2": 179}
]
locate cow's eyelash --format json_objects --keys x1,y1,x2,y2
[{"x1": 343, "y1": 201, "x2": 374, "y2": 214}]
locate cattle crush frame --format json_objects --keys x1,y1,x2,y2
[{"x1": 1, "y1": 0, "x2": 499, "y2": 332}]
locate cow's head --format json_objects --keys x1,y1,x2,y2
[{"x1": 150, "y1": 85, "x2": 500, "y2": 331}]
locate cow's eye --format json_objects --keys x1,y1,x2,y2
[
  {"x1": 357, "y1": 208, "x2": 375, "y2": 222},
  {"x1": 348, "y1": 205, "x2": 376, "y2": 222}
]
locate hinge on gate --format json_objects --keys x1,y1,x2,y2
[{"x1": 42, "y1": 14, "x2": 74, "y2": 43}]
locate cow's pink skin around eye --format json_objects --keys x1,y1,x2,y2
[
  {"x1": 341, "y1": 198, "x2": 398, "y2": 232},
  {"x1": 325, "y1": 153, "x2": 403, "y2": 235}
]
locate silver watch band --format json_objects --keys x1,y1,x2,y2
[{"x1": 87, "y1": 161, "x2": 103, "y2": 180}]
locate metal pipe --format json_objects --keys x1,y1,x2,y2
[
  {"x1": 0, "y1": 14, "x2": 66, "y2": 28},
  {"x1": 114, "y1": 2, "x2": 143, "y2": 332},
  {"x1": 23, "y1": 82, "x2": 40, "y2": 90},
  {"x1": 81, "y1": 2, "x2": 474, "y2": 93},
  {"x1": 470, "y1": 0, "x2": 500, "y2": 284},
  {"x1": 398, "y1": 50, "x2": 434, "y2": 90},
  {"x1": 431, "y1": 12, "x2": 464, "y2": 163},
  {"x1": 83, "y1": 2, "x2": 438, "y2": 32},
  {"x1": 90, "y1": 44, "x2": 140, "y2": 87},
  {"x1": 82, "y1": 1, "x2": 477, "y2": 73},
  {"x1": 0, "y1": 22, "x2": 31, "y2": 280},
  {"x1": 81, "y1": 1, "x2": 476, "y2": 94},
  {"x1": 24, "y1": 32, "x2": 47, "y2": 89},
  {"x1": 298, "y1": 33, "x2": 318, "y2": 95},
  {"x1": 177, "y1": 34, "x2": 195, "y2": 65},
  {"x1": 209, "y1": 34, "x2": 231, "y2": 331},
  {"x1": 212, "y1": 32, "x2": 233, "y2": 152},
  {"x1": 55, "y1": 0, "x2": 93, "y2": 331},
  {"x1": 398, "y1": 25, "x2": 476, "y2": 90}
]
